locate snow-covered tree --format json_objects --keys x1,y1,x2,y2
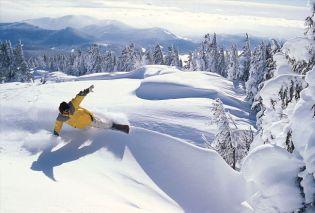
[
  {"x1": 263, "y1": 42, "x2": 277, "y2": 81},
  {"x1": 164, "y1": 45, "x2": 180, "y2": 67},
  {"x1": 270, "y1": 39, "x2": 282, "y2": 54},
  {"x1": 184, "y1": 52, "x2": 193, "y2": 70},
  {"x1": 86, "y1": 44, "x2": 102, "y2": 73},
  {"x1": 210, "y1": 98, "x2": 236, "y2": 169},
  {"x1": 117, "y1": 43, "x2": 142, "y2": 72},
  {"x1": 142, "y1": 49, "x2": 153, "y2": 65},
  {"x1": 0, "y1": 41, "x2": 14, "y2": 81},
  {"x1": 305, "y1": 2, "x2": 315, "y2": 40},
  {"x1": 0, "y1": 40, "x2": 31, "y2": 82},
  {"x1": 153, "y1": 44, "x2": 164, "y2": 65},
  {"x1": 238, "y1": 34, "x2": 251, "y2": 81},
  {"x1": 227, "y1": 44, "x2": 240, "y2": 81},
  {"x1": 200, "y1": 33, "x2": 219, "y2": 73},
  {"x1": 192, "y1": 50, "x2": 205, "y2": 71},
  {"x1": 245, "y1": 42, "x2": 268, "y2": 103},
  {"x1": 204, "y1": 98, "x2": 253, "y2": 170},
  {"x1": 217, "y1": 48, "x2": 227, "y2": 77},
  {"x1": 103, "y1": 51, "x2": 116, "y2": 72}
]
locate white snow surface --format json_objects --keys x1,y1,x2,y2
[
  {"x1": 0, "y1": 65, "x2": 254, "y2": 213},
  {"x1": 290, "y1": 67, "x2": 315, "y2": 205},
  {"x1": 282, "y1": 37, "x2": 315, "y2": 62},
  {"x1": 241, "y1": 144, "x2": 304, "y2": 213}
]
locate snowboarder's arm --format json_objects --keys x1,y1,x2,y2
[
  {"x1": 54, "y1": 119, "x2": 63, "y2": 136},
  {"x1": 71, "y1": 85, "x2": 94, "y2": 108}
]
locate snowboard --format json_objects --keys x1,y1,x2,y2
[{"x1": 112, "y1": 123, "x2": 130, "y2": 134}]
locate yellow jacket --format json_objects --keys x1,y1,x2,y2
[{"x1": 54, "y1": 90, "x2": 94, "y2": 135}]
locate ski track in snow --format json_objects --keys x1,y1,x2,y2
[{"x1": 0, "y1": 66, "x2": 255, "y2": 212}]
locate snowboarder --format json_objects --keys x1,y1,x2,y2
[{"x1": 53, "y1": 85, "x2": 129, "y2": 136}]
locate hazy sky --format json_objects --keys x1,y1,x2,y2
[{"x1": 0, "y1": 0, "x2": 311, "y2": 39}]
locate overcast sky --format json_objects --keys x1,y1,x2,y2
[{"x1": 0, "y1": 0, "x2": 311, "y2": 39}]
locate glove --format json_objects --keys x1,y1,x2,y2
[
  {"x1": 53, "y1": 130, "x2": 59, "y2": 136},
  {"x1": 88, "y1": 85, "x2": 94, "y2": 93}
]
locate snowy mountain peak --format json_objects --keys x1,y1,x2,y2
[{"x1": 24, "y1": 15, "x2": 122, "y2": 30}]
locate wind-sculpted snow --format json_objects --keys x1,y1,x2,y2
[
  {"x1": 35, "y1": 65, "x2": 180, "y2": 83},
  {"x1": 123, "y1": 65, "x2": 180, "y2": 79},
  {"x1": 0, "y1": 105, "x2": 250, "y2": 212},
  {"x1": 135, "y1": 71, "x2": 249, "y2": 110},
  {"x1": 282, "y1": 37, "x2": 315, "y2": 62},
  {"x1": 241, "y1": 144, "x2": 304, "y2": 212},
  {"x1": 289, "y1": 67, "x2": 315, "y2": 204},
  {"x1": 0, "y1": 65, "x2": 256, "y2": 212}
]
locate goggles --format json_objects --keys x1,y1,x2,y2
[{"x1": 62, "y1": 108, "x2": 70, "y2": 114}]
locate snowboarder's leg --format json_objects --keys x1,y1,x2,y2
[
  {"x1": 90, "y1": 117, "x2": 129, "y2": 134},
  {"x1": 90, "y1": 116, "x2": 113, "y2": 129}
]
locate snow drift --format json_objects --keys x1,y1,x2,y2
[
  {"x1": 0, "y1": 66, "x2": 255, "y2": 212},
  {"x1": 0, "y1": 105, "x2": 250, "y2": 212}
]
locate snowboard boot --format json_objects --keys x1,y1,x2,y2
[{"x1": 112, "y1": 123, "x2": 130, "y2": 134}]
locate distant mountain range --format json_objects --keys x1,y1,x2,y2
[{"x1": 0, "y1": 15, "x2": 273, "y2": 54}]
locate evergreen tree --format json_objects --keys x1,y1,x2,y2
[
  {"x1": 227, "y1": 44, "x2": 240, "y2": 81},
  {"x1": 245, "y1": 42, "x2": 268, "y2": 103},
  {"x1": 86, "y1": 44, "x2": 101, "y2": 73},
  {"x1": 239, "y1": 34, "x2": 251, "y2": 81},
  {"x1": 270, "y1": 39, "x2": 282, "y2": 54},
  {"x1": 217, "y1": 48, "x2": 227, "y2": 77},
  {"x1": 201, "y1": 33, "x2": 211, "y2": 71},
  {"x1": 201, "y1": 33, "x2": 219, "y2": 72},
  {"x1": 103, "y1": 51, "x2": 116, "y2": 72},
  {"x1": 210, "y1": 98, "x2": 236, "y2": 169},
  {"x1": 0, "y1": 41, "x2": 14, "y2": 81},
  {"x1": 179, "y1": 59, "x2": 183, "y2": 69},
  {"x1": 208, "y1": 33, "x2": 219, "y2": 73},
  {"x1": 263, "y1": 42, "x2": 277, "y2": 81},
  {"x1": 153, "y1": 44, "x2": 164, "y2": 65},
  {"x1": 142, "y1": 49, "x2": 153, "y2": 65},
  {"x1": 193, "y1": 50, "x2": 205, "y2": 71},
  {"x1": 305, "y1": 2, "x2": 315, "y2": 40},
  {"x1": 76, "y1": 50, "x2": 87, "y2": 75},
  {"x1": 13, "y1": 41, "x2": 31, "y2": 82},
  {"x1": 184, "y1": 52, "x2": 193, "y2": 70},
  {"x1": 117, "y1": 43, "x2": 142, "y2": 71},
  {"x1": 164, "y1": 45, "x2": 180, "y2": 67}
]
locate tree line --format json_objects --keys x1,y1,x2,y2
[{"x1": 1, "y1": 32, "x2": 282, "y2": 86}]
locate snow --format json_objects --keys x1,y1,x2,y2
[
  {"x1": 273, "y1": 53, "x2": 293, "y2": 76},
  {"x1": 241, "y1": 144, "x2": 304, "y2": 213},
  {"x1": 289, "y1": 67, "x2": 315, "y2": 204},
  {"x1": 248, "y1": 34, "x2": 315, "y2": 212},
  {"x1": 125, "y1": 65, "x2": 180, "y2": 79},
  {"x1": 136, "y1": 71, "x2": 248, "y2": 109},
  {"x1": 282, "y1": 37, "x2": 315, "y2": 62},
  {"x1": 0, "y1": 65, "x2": 254, "y2": 212}
]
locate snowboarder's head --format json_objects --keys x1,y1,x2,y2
[{"x1": 59, "y1": 102, "x2": 70, "y2": 115}]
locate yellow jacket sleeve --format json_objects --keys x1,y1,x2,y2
[
  {"x1": 71, "y1": 88, "x2": 90, "y2": 108},
  {"x1": 54, "y1": 120, "x2": 63, "y2": 136},
  {"x1": 71, "y1": 95, "x2": 85, "y2": 109}
]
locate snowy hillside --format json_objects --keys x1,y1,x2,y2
[{"x1": 0, "y1": 66, "x2": 254, "y2": 212}]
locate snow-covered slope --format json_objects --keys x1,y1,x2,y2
[{"x1": 0, "y1": 66, "x2": 254, "y2": 212}]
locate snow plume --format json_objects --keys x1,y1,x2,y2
[
  {"x1": 0, "y1": 106, "x2": 64, "y2": 154},
  {"x1": 93, "y1": 110, "x2": 130, "y2": 126},
  {"x1": 22, "y1": 130, "x2": 62, "y2": 154}
]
